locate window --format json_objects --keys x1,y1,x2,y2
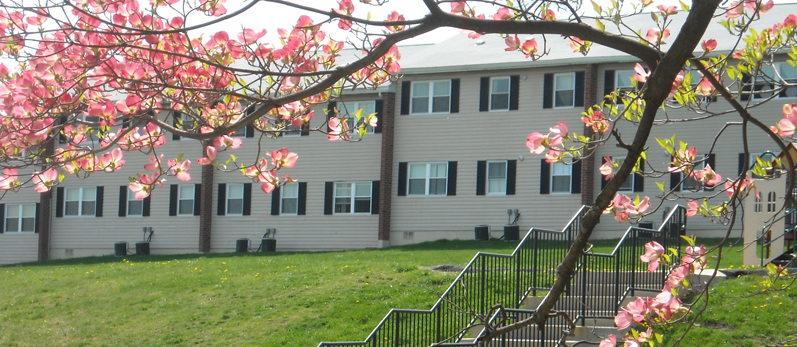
[
  {"x1": 342, "y1": 101, "x2": 376, "y2": 134},
  {"x1": 282, "y1": 123, "x2": 302, "y2": 137},
  {"x1": 754, "y1": 195, "x2": 763, "y2": 213},
  {"x1": 178, "y1": 185, "x2": 195, "y2": 216},
  {"x1": 334, "y1": 182, "x2": 372, "y2": 214},
  {"x1": 227, "y1": 183, "x2": 244, "y2": 215},
  {"x1": 281, "y1": 183, "x2": 299, "y2": 214},
  {"x1": 127, "y1": 188, "x2": 143, "y2": 216},
  {"x1": 753, "y1": 63, "x2": 797, "y2": 99},
  {"x1": 408, "y1": 162, "x2": 448, "y2": 195},
  {"x1": 554, "y1": 73, "x2": 575, "y2": 108},
  {"x1": 490, "y1": 77, "x2": 511, "y2": 111},
  {"x1": 411, "y1": 81, "x2": 451, "y2": 114},
  {"x1": 5, "y1": 204, "x2": 36, "y2": 232},
  {"x1": 767, "y1": 191, "x2": 777, "y2": 212},
  {"x1": 616, "y1": 159, "x2": 635, "y2": 192},
  {"x1": 179, "y1": 114, "x2": 197, "y2": 140},
  {"x1": 615, "y1": 70, "x2": 637, "y2": 94},
  {"x1": 65, "y1": 187, "x2": 96, "y2": 216},
  {"x1": 682, "y1": 159, "x2": 705, "y2": 191},
  {"x1": 487, "y1": 161, "x2": 507, "y2": 195},
  {"x1": 551, "y1": 161, "x2": 572, "y2": 193}
]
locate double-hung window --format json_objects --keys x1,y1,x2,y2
[
  {"x1": 342, "y1": 101, "x2": 376, "y2": 134},
  {"x1": 551, "y1": 161, "x2": 572, "y2": 193},
  {"x1": 682, "y1": 160, "x2": 705, "y2": 191},
  {"x1": 281, "y1": 183, "x2": 299, "y2": 215},
  {"x1": 65, "y1": 187, "x2": 96, "y2": 216},
  {"x1": 554, "y1": 73, "x2": 576, "y2": 108},
  {"x1": 615, "y1": 159, "x2": 635, "y2": 192},
  {"x1": 487, "y1": 161, "x2": 507, "y2": 195},
  {"x1": 127, "y1": 188, "x2": 143, "y2": 216},
  {"x1": 5, "y1": 204, "x2": 36, "y2": 232},
  {"x1": 753, "y1": 63, "x2": 797, "y2": 99},
  {"x1": 178, "y1": 185, "x2": 195, "y2": 216},
  {"x1": 615, "y1": 70, "x2": 638, "y2": 94},
  {"x1": 334, "y1": 182, "x2": 372, "y2": 214},
  {"x1": 411, "y1": 81, "x2": 451, "y2": 114},
  {"x1": 226, "y1": 183, "x2": 244, "y2": 215},
  {"x1": 408, "y1": 162, "x2": 448, "y2": 195},
  {"x1": 490, "y1": 77, "x2": 511, "y2": 111}
]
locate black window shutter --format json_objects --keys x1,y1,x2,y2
[
  {"x1": 300, "y1": 123, "x2": 310, "y2": 136},
  {"x1": 604, "y1": 70, "x2": 615, "y2": 103},
  {"x1": 169, "y1": 185, "x2": 178, "y2": 216},
  {"x1": 476, "y1": 161, "x2": 487, "y2": 195},
  {"x1": 574, "y1": 71, "x2": 585, "y2": 107},
  {"x1": 400, "y1": 81, "x2": 411, "y2": 115},
  {"x1": 510, "y1": 75, "x2": 520, "y2": 110},
  {"x1": 540, "y1": 160, "x2": 551, "y2": 194},
  {"x1": 397, "y1": 162, "x2": 408, "y2": 196},
  {"x1": 193, "y1": 184, "x2": 201, "y2": 216},
  {"x1": 506, "y1": 160, "x2": 517, "y2": 195},
  {"x1": 371, "y1": 181, "x2": 380, "y2": 214},
  {"x1": 634, "y1": 159, "x2": 645, "y2": 192},
  {"x1": 118, "y1": 186, "x2": 127, "y2": 217},
  {"x1": 95, "y1": 186, "x2": 104, "y2": 217},
  {"x1": 326, "y1": 101, "x2": 337, "y2": 133},
  {"x1": 243, "y1": 183, "x2": 252, "y2": 216},
  {"x1": 706, "y1": 153, "x2": 716, "y2": 169},
  {"x1": 0, "y1": 203, "x2": 4, "y2": 233},
  {"x1": 374, "y1": 100, "x2": 384, "y2": 133},
  {"x1": 245, "y1": 125, "x2": 254, "y2": 138},
  {"x1": 142, "y1": 196, "x2": 151, "y2": 217},
  {"x1": 34, "y1": 203, "x2": 40, "y2": 233},
  {"x1": 297, "y1": 182, "x2": 307, "y2": 215},
  {"x1": 670, "y1": 158, "x2": 681, "y2": 192},
  {"x1": 479, "y1": 77, "x2": 490, "y2": 112},
  {"x1": 571, "y1": 161, "x2": 582, "y2": 194},
  {"x1": 450, "y1": 79, "x2": 460, "y2": 113},
  {"x1": 324, "y1": 182, "x2": 334, "y2": 215},
  {"x1": 740, "y1": 74, "x2": 751, "y2": 101},
  {"x1": 217, "y1": 183, "x2": 226, "y2": 216},
  {"x1": 271, "y1": 187, "x2": 281, "y2": 215},
  {"x1": 542, "y1": 73, "x2": 554, "y2": 109},
  {"x1": 447, "y1": 161, "x2": 458, "y2": 196},
  {"x1": 55, "y1": 187, "x2": 64, "y2": 217},
  {"x1": 58, "y1": 116, "x2": 67, "y2": 143},
  {"x1": 172, "y1": 112, "x2": 181, "y2": 141},
  {"x1": 601, "y1": 156, "x2": 610, "y2": 191},
  {"x1": 738, "y1": 153, "x2": 747, "y2": 175}
]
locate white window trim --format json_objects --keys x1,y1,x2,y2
[
  {"x1": 64, "y1": 186, "x2": 96, "y2": 217},
  {"x1": 127, "y1": 187, "x2": 143, "y2": 217},
  {"x1": 486, "y1": 160, "x2": 508, "y2": 196},
  {"x1": 489, "y1": 77, "x2": 511, "y2": 112},
  {"x1": 177, "y1": 185, "x2": 195, "y2": 216},
  {"x1": 681, "y1": 154, "x2": 707, "y2": 193},
  {"x1": 179, "y1": 114, "x2": 197, "y2": 141},
  {"x1": 280, "y1": 183, "x2": 299, "y2": 215},
  {"x1": 615, "y1": 70, "x2": 638, "y2": 92},
  {"x1": 550, "y1": 160, "x2": 572, "y2": 194},
  {"x1": 341, "y1": 101, "x2": 377, "y2": 135},
  {"x1": 614, "y1": 158, "x2": 635, "y2": 192},
  {"x1": 410, "y1": 80, "x2": 451, "y2": 115},
  {"x1": 776, "y1": 62, "x2": 797, "y2": 99},
  {"x1": 226, "y1": 183, "x2": 244, "y2": 216},
  {"x1": 407, "y1": 162, "x2": 448, "y2": 196},
  {"x1": 752, "y1": 62, "x2": 797, "y2": 100},
  {"x1": 4, "y1": 203, "x2": 36, "y2": 233},
  {"x1": 333, "y1": 181, "x2": 372, "y2": 215},
  {"x1": 553, "y1": 72, "x2": 576, "y2": 109}
]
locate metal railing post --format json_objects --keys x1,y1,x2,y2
[{"x1": 481, "y1": 256, "x2": 486, "y2": 315}]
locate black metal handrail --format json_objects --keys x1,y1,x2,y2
[{"x1": 317, "y1": 206, "x2": 591, "y2": 347}]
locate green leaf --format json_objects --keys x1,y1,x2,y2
[
  {"x1": 655, "y1": 333, "x2": 663, "y2": 344},
  {"x1": 592, "y1": 0, "x2": 602, "y2": 14},
  {"x1": 680, "y1": 1, "x2": 690, "y2": 11},
  {"x1": 650, "y1": 12, "x2": 658, "y2": 22},
  {"x1": 595, "y1": 19, "x2": 605, "y2": 32},
  {"x1": 176, "y1": 153, "x2": 184, "y2": 162},
  {"x1": 656, "y1": 181, "x2": 665, "y2": 192}
]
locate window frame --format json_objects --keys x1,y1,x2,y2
[
  {"x1": 64, "y1": 186, "x2": 97, "y2": 217},
  {"x1": 226, "y1": 183, "x2": 245, "y2": 216},
  {"x1": 179, "y1": 114, "x2": 198, "y2": 141},
  {"x1": 127, "y1": 187, "x2": 144, "y2": 217},
  {"x1": 177, "y1": 185, "x2": 195, "y2": 216},
  {"x1": 681, "y1": 155, "x2": 706, "y2": 192},
  {"x1": 550, "y1": 160, "x2": 573, "y2": 194},
  {"x1": 4, "y1": 203, "x2": 36, "y2": 233},
  {"x1": 553, "y1": 72, "x2": 576, "y2": 109},
  {"x1": 615, "y1": 158, "x2": 635, "y2": 192},
  {"x1": 615, "y1": 70, "x2": 638, "y2": 94},
  {"x1": 489, "y1": 77, "x2": 511, "y2": 112},
  {"x1": 333, "y1": 181, "x2": 372, "y2": 215},
  {"x1": 341, "y1": 101, "x2": 377, "y2": 135},
  {"x1": 752, "y1": 62, "x2": 797, "y2": 99},
  {"x1": 407, "y1": 162, "x2": 449, "y2": 196},
  {"x1": 410, "y1": 80, "x2": 451, "y2": 115},
  {"x1": 281, "y1": 183, "x2": 299, "y2": 215},
  {"x1": 486, "y1": 160, "x2": 508, "y2": 195}
]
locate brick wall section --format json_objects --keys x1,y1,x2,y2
[
  {"x1": 378, "y1": 92, "x2": 396, "y2": 241},
  {"x1": 199, "y1": 154, "x2": 214, "y2": 252},
  {"x1": 581, "y1": 64, "x2": 599, "y2": 206},
  {"x1": 38, "y1": 138, "x2": 55, "y2": 261}
]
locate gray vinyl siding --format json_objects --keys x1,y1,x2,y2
[{"x1": 0, "y1": 190, "x2": 39, "y2": 265}]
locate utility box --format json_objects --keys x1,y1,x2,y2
[
  {"x1": 474, "y1": 225, "x2": 489, "y2": 241},
  {"x1": 135, "y1": 242, "x2": 150, "y2": 256},
  {"x1": 114, "y1": 242, "x2": 127, "y2": 257},
  {"x1": 503, "y1": 225, "x2": 520, "y2": 241},
  {"x1": 236, "y1": 238, "x2": 250, "y2": 253},
  {"x1": 260, "y1": 238, "x2": 277, "y2": 252}
]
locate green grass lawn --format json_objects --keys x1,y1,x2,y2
[{"x1": 0, "y1": 238, "x2": 765, "y2": 346}]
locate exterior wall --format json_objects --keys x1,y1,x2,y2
[{"x1": 0, "y1": 190, "x2": 40, "y2": 265}]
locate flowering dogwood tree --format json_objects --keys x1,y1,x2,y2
[{"x1": 1, "y1": 0, "x2": 796, "y2": 345}]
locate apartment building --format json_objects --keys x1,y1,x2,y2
[{"x1": 1, "y1": 5, "x2": 794, "y2": 265}]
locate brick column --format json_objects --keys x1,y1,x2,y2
[
  {"x1": 199, "y1": 146, "x2": 214, "y2": 252},
  {"x1": 378, "y1": 92, "x2": 396, "y2": 244},
  {"x1": 581, "y1": 64, "x2": 599, "y2": 206},
  {"x1": 38, "y1": 138, "x2": 55, "y2": 261}
]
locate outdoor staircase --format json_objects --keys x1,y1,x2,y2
[{"x1": 317, "y1": 205, "x2": 687, "y2": 347}]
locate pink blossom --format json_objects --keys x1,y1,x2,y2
[
  {"x1": 669, "y1": 147, "x2": 697, "y2": 173},
  {"x1": 327, "y1": 117, "x2": 349, "y2": 141},
  {"x1": 548, "y1": 122, "x2": 568, "y2": 146},
  {"x1": 600, "y1": 156, "x2": 615, "y2": 179},
  {"x1": 657, "y1": 5, "x2": 677, "y2": 15},
  {"x1": 521, "y1": 39, "x2": 538, "y2": 58},
  {"x1": 0, "y1": 168, "x2": 20, "y2": 190},
  {"x1": 645, "y1": 29, "x2": 670, "y2": 43},
  {"x1": 615, "y1": 311, "x2": 635, "y2": 330},
  {"x1": 168, "y1": 159, "x2": 191, "y2": 181},
  {"x1": 32, "y1": 168, "x2": 59, "y2": 192},
  {"x1": 100, "y1": 148, "x2": 125, "y2": 172},
  {"x1": 213, "y1": 135, "x2": 242, "y2": 149},
  {"x1": 640, "y1": 241, "x2": 665, "y2": 272},
  {"x1": 526, "y1": 132, "x2": 547, "y2": 154},
  {"x1": 197, "y1": 146, "x2": 218, "y2": 166},
  {"x1": 450, "y1": 2, "x2": 466, "y2": 13},
  {"x1": 545, "y1": 148, "x2": 564, "y2": 163},
  {"x1": 701, "y1": 39, "x2": 717, "y2": 53},
  {"x1": 582, "y1": 109, "x2": 611, "y2": 134},
  {"x1": 493, "y1": 7, "x2": 512, "y2": 21},
  {"x1": 632, "y1": 63, "x2": 649, "y2": 83},
  {"x1": 129, "y1": 174, "x2": 161, "y2": 199},
  {"x1": 505, "y1": 35, "x2": 521, "y2": 52},
  {"x1": 687, "y1": 200, "x2": 699, "y2": 217},
  {"x1": 786, "y1": 14, "x2": 797, "y2": 28},
  {"x1": 683, "y1": 244, "x2": 707, "y2": 270},
  {"x1": 567, "y1": 37, "x2": 586, "y2": 53},
  {"x1": 270, "y1": 148, "x2": 298, "y2": 169},
  {"x1": 664, "y1": 265, "x2": 691, "y2": 291},
  {"x1": 599, "y1": 334, "x2": 617, "y2": 347},
  {"x1": 258, "y1": 170, "x2": 279, "y2": 193},
  {"x1": 385, "y1": 11, "x2": 406, "y2": 32},
  {"x1": 695, "y1": 164, "x2": 722, "y2": 186},
  {"x1": 145, "y1": 154, "x2": 163, "y2": 172},
  {"x1": 727, "y1": 1, "x2": 744, "y2": 18}
]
